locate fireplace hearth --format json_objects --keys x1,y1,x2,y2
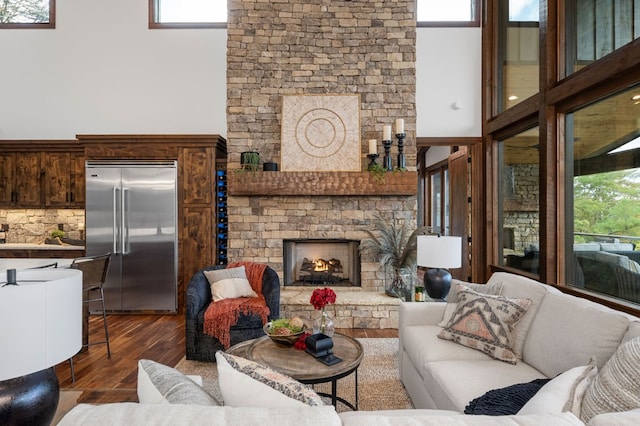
[{"x1": 283, "y1": 239, "x2": 360, "y2": 287}]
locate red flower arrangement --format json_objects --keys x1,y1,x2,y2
[
  {"x1": 293, "y1": 332, "x2": 311, "y2": 351},
  {"x1": 310, "y1": 287, "x2": 337, "y2": 310}
]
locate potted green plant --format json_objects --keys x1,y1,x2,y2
[
  {"x1": 240, "y1": 151, "x2": 260, "y2": 171},
  {"x1": 45, "y1": 229, "x2": 65, "y2": 245},
  {"x1": 359, "y1": 214, "x2": 427, "y2": 300}
]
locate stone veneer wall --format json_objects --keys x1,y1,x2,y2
[
  {"x1": 504, "y1": 164, "x2": 540, "y2": 252},
  {"x1": 226, "y1": 0, "x2": 417, "y2": 291},
  {"x1": 0, "y1": 209, "x2": 85, "y2": 243}
]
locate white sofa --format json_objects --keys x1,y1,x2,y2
[
  {"x1": 399, "y1": 272, "x2": 640, "y2": 423},
  {"x1": 59, "y1": 403, "x2": 589, "y2": 425},
  {"x1": 59, "y1": 272, "x2": 640, "y2": 425}
]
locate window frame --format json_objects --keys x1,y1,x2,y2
[
  {"x1": 417, "y1": 0, "x2": 481, "y2": 28},
  {"x1": 0, "y1": 0, "x2": 55, "y2": 29},
  {"x1": 148, "y1": 0, "x2": 227, "y2": 29}
]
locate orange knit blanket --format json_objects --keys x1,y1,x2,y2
[{"x1": 203, "y1": 262, "x2": 270, "y2": 348}]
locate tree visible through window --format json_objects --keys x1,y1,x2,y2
[{"x1": 0, "y1": 0, "x2": 53, "y2": 27}]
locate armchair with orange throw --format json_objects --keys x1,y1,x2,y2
[{"x1": 186, "y1": 261, "x2": 280, "y2": 361}]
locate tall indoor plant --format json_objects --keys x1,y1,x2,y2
[{"x1": 359, "y1": 214, "x2": 427, "y2": 300}]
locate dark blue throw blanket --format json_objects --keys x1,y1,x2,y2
[{"x1": 464, "y1": 378, "x2": 552, "y2": 415}]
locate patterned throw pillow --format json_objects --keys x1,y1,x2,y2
[
  {"x1": 215, "y1": 352, "x2": 324, "y2": 407},
  {"x1": 438, "y1": 281, "x2": 505, "y2": 327},
  {"x1": 580, "y1": 336, "x2": 640, "y2": 422},
  {"x1": 438, "y1": 285, "x2": 531, "y2": 364}
]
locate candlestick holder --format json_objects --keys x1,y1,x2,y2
[
  {"x1": 367, "y1": 153, "x2": 380, "y2": 171},
  {"x1": 396, "y1": 133, "x2": 406, "y2": 170},
  {"x1": 382, "y1": 139, "x2": 393, "y2": 171}
]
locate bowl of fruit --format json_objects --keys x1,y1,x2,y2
[{"x1": 263, "y1": 317, "x2": 306, "y2": 346}]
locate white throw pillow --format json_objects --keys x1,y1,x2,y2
[
  {"x1": 204, "y1": 266, "x2": 258, "y2": 302},
  {"x1": 215, "y1": 351, "x2": 324, "y2": 408},
  {"x1": 137, "y1": 359, "x2": 219, "y2": 406},
  {"x1": 518, "y1": 359, "x2": 597, "y2": 416}
]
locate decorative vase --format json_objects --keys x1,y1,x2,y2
[
  {"x1": 312, "y1": 310, "x2": 335, "y2": 337},
  {"x1": 385, "y1": 266, "x2": 415, "y2": 301}
]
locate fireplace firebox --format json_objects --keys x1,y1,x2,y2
[{"x1": 283, "y1": 239, "x2": 361, "y2": 287}]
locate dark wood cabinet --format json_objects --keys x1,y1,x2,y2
[
  {"x1": 0, "y1": 152, "x2": 41, "y2": 207},
  {"x1": 43, "y1": 151, "x2": 85, "y2": 207},
  {"x1": 182, "y1": 147, "x2": 213, "y2": 205},
  {"x1": 44, "y1": 152, "x2": 72, "y2": 207},
  {"x1": 0, "y1": 152, "x2": 14, "y2": 205},
  {"x1": 0, "y1": 141, "x2": 84, "y2": 208}
]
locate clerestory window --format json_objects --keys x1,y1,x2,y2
[
  {"x1": 149, "y1": 0, "x2": 227, "y2": 29},
  {"x1": 417, "y1": 0, "x2": 480, "y2": 27},
  {"x1": 0, "y1": 0, "x2": 54, "y2": 28}
]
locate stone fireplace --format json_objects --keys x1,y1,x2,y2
[
  {"x1": 225, "y1": 0, "x2": 418, "y2": 296},
  {"x1": 283, "y1": 239, "x2": 360, "y2": 287}
]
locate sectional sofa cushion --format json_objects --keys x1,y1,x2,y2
[
  {"x1": 522, "y1": 291, "x2": 630, "y2": 377},
  {"x1": 137, "y1": 359, "x2": 219, "y2": 406},
  {"x1": 493, "y1": 272, "x2": 551, "y2": 359},
  {"x1": 580, "y1": 337, "x2": 640, "y2": 422},
  {"x1": 421, "y1": 359, "x2": 548, "y2": 412},
  {"x1": 403, "y1": 325, "x2": 494, "y2": 369},
  {"x1": 59, "y1": 404, "x2": 342, "y2": 426},
  {"x1": 215, "y1": 351, "x2": 324, "y2": 408},
  {"x1": 339, "y1": 411, "x2": 585, "y2": 426},
  {"x1": 438, "y1": 285, "x2": 531, "y2": 364}
]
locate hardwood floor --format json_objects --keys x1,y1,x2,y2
[{"x1": 55, "y1": 313, "x2": 398, "y2": 404}]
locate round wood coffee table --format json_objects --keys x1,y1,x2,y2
[{"x1": 227, "y1": 333, "x2": 364, "y2": 410}]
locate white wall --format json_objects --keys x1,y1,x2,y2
[
  {"x1": 0, "y1": 0, "x2": 227, "y2": 139},
  {"x1": 0, "y1": 3, "x2": 481, "y2": 140},
  {"x1": 416, "y1": 28, "x2": 482, "y2": 137}
]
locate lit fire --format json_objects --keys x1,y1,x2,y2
[{"x1": 314, "y1": 259, "x2": 329, "y2": 271}]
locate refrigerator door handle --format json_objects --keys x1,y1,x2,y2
[
  {"x1": 113, "y1": 187, "x2": 120, "y2": 255},
  {"x1": 122, "y1": 187, "x2": 130, "y2": 255}
]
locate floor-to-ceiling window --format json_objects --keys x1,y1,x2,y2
[
  {"x1": 486, "y1": 0, "x2": 640, "y2": 313},
  {"x1": 565, "y1": 86, "x2": 640, "y2": 305},
  {"x1": 498, "y1": 126, "x2": 540, "y2": 275}
]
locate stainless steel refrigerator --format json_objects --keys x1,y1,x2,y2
[{"x1": 85, "y1": 161, "x2": 178, "y2": 313}]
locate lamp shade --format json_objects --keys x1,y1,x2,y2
[
  {"x1": 417, "y1": 235, "x2": 462, "y2": 269},
  {"x1": 0, "y1": 268, "x2": 82, "y2": 381}
]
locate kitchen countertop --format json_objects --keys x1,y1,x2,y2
[
  {"x1": 0, "y1": 258, "x2": 74, "y2": 271},
  {"x1": 0, "y1": 243, "x2": 85, "y2": 250}
]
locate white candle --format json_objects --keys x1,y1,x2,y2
[
  {"x1": 368, "y1": 139, "x2": 377, "y2": 154},
  {"x1": 395, "y1": 118, "x2": 404, "y2": 135},
  {"x1": 383, "y1": 125, "x2": 392, "y2": 141}
]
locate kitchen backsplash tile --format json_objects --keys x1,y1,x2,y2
[{"x1": 0, "y1": 209, "x2": 84, "y2": 244}]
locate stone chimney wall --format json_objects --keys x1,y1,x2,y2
[{"x1": 226, "y1": 0, "x2": 417, "y2": 291}]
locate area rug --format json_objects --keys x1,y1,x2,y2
[
  {"x1": 52, "y1": 390, "x2": 82, "y2": 425},
  {"x1": 174, "y1": 337, "x2": 414, "y2": 412}
]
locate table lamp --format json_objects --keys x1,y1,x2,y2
[
  {"x1": 417, "y1": 235, "x2": 461, "y2": 300},
  {"x1": 0, "y1": 268, "x2": 82, "y2": 426}
]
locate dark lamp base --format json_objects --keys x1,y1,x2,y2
[
  {"x1": 0, "y1": 368, "x2": 60, "y2": 426},
  {"x1": 424, "y1": 268, "x2": 452, "y2": 301}
]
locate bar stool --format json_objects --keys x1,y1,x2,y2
[{"x1": 68, "y1": 253, "x2": 112, "y2": 383}]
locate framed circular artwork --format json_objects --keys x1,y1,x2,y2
[{"x1": 281, "y1": 94, "x2": 361, "y2": 171}]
